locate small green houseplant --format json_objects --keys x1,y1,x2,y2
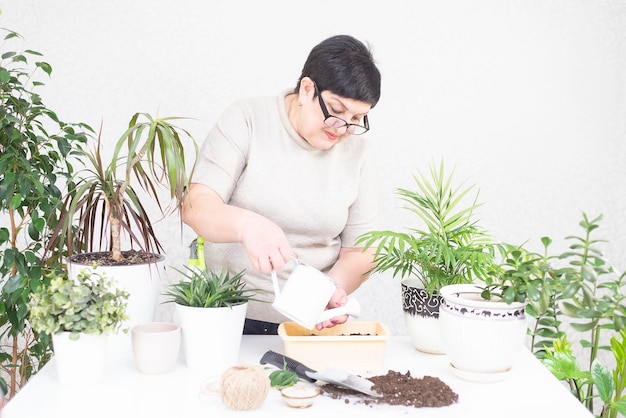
[
  {"x1": 28, "y1": 266, "x2": 129, "y2": 338},
  {"x1": 164, "y1": 265, "x2": 257, "y2": 308},
  {"x1": 27, "y1": 265, "x2": 129, "y2": 385},
  {"x1": 165, "y1": 264, "x2": 258, "y2": 372},
  {"x1": 480, "y1": 240, "x2": 556, "y2": 317}
]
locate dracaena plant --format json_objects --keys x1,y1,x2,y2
[
  {"x1": 164, "y1": 266, "x2": 260, "y2": 308},
  {"x1": 46, "y1": 113, "x2": 198, "y2": 264},
  {"x1": 355, "y1": 160, "x2": 496, "y2": 296}
]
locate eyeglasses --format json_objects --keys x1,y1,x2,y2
[{"x1": 313, "y1": 82, "x2": 369, "y2": 135}]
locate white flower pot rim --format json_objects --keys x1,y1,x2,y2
[
  {"x1": 175, "y1": 301, "x2": 248, "y2": 310},
  {"x1": 440, "y1": 284, "x2": 526, "y2": 310}
]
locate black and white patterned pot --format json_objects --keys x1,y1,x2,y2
[{"x1": 401, "y1": 278, "x2": 445, "y2": 354}]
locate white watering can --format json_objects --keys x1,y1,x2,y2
[{"x1": 270, "y1": 259, "x2": 361, "y2": 330}]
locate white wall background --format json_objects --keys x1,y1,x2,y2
[{"x1": 2, "y1": 0, "x2": 625, "y2": 335}]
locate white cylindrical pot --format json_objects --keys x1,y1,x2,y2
[
  {"x1": 176, "y1": 302, "x2": 247, "y2": 375},
  {"x1": 52, "y1": 332, "x2": 108, "y2": 386},
  {"x1": 402, "y1": 278, "x2": 445, "y2": 354},
  {"x1": 131, "y1": 322, "x2": 181, "y2": 374},
  {"x1": 69, "y1": 254, "x2": 166, "y2": 352},
  {"x1": 439, "y1": 284, "x2": 527, "y2": 382}
]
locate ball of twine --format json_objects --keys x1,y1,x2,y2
[{"x1": 220, "y1": 364, "x2": 269, "y2": 410}]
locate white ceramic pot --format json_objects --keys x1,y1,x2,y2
[
  {"x1": 439, "y1": 284, "x2": 528, "y2": 382},
  {"x1": 402, "y1": 278, "x2": 444, "y2": 354},
  {"x1": 69, "y1": 254, "x2": 166, "y2": 351},
  {"x1": 131, "y1": 322, "x2": 181, "y2": 374},
  {"x1": 176, "y1": 302, "x2": 247, "y2": 375},
  {"x1": 52, "y1": 332, "x2": 108, "y2": 386}
]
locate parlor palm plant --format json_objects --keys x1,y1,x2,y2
[
  {"x1": 356, "y1": 160, "x2": 496, "y2": 295},
  {"x1": 356, "y1": 160, "x2": 497, "y2": 353}
]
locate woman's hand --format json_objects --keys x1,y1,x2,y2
[
  {"x1": 315, "y1": 286, "x2": 349, "y2": 330},
  {"x1": 182, "y1": 184, "x2": 295, "y2": 275},
  {"x1": 240, "y1": 213, "x2": 294, "y2": 274}
]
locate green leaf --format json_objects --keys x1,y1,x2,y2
[
  {"x1": 10, "y1": 193, "x2": 22, "y2": 210},
  {"x1": 35, "y1": 61, "x2": 52, "y2": 76},
  {"x1": 570, "y1": 320, "x2": 598, "y2": 332},
  {"x1": 269, "y1": 369, "x2": 299, "y2": 389},
  {"x1": 591, "y1": 360, "x2": 613, "y2": 403},
  {"x1": 613, "y1": 398, "x2": 626, "y2": 414}
]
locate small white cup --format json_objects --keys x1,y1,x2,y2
[
  {"x1": 271, "y1": 262, "x2": 360, "y2": 329},
  {"x1": 131, "y1": 322, "x2": 181, "y2": 374}
]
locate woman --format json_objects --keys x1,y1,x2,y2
[{"x1": 181, "y1": 34, "x2": 382, "y2": 334}]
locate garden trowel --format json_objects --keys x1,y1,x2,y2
[{"x1": 260, "y1": 350, "x2": 382, "y2": 398}]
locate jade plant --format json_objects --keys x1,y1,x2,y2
[
  {"x1": 479, "y1": 240, "x2": 557, "y2": 316},
  {"x1": 28, "y1": 266, "x2": 129, "y2": 339},
  {"x1": 0, "y1": 29, "x2": 92, "y2": 398},
  {"x1": 528, "y1": 213, "x2": 626, "y2": 417},
  {"x1": 355, "y1": 160, "x2": 496, "y2": 295}
]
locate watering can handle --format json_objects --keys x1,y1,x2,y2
[{"x1": 316, "y1": 297, "x2": 361, "y2": 323}]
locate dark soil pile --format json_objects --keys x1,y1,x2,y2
[{"x1": 320, "y1": 370, "x2": 458, "y2": 408}]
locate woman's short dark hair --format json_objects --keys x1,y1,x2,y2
[{"x1": 295, "y1": 35, "x2": 381, "y2": 108}]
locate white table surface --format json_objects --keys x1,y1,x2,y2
[{"x1": 3, "y1": 335, "x2": 593, "y2": 418}]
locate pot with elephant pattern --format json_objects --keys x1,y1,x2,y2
[{"x1": 439, "y1": 283, "x2": 528, "y2": 382}]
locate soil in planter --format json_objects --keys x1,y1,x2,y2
[
  {"x1": 320, "y1": 370, "x2": 458, "y2": 408},
  {"x1": 71, "y1": 250, "x2": 161, "y2": 266}
]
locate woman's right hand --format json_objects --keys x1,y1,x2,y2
[
  {"x1": 182, "y1": 184, "x2": 295, "y2": 274},
  {"x1": 240, "y1": 213, "x2": 294, "y2": 274}
]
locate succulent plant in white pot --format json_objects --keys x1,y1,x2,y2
[
  {"x1": 164, "y1": 262, "x2": 260, "y2": 374},
  {"x1": 28, "y1": 266, "x2": 129, "y2": 385}
]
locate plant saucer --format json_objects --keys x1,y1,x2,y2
[{"x1": 449, "y1": 363, "x2": 511, "y2": 383}]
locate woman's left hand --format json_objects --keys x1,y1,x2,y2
[{"x1": 315, "y1": 287, "x2": 349, "y2": 330}]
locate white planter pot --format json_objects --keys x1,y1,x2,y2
[
  {"x1": 176, "y1": 302, "x2": 247, "y2": 375},
  {"x1": 439, "y1": 284, "x2": 528, "y2": 382},
  {"x1": 69, "y1": 254, "x2": 165, "y2": 351},
  {"x1": 402, "y1": 278, "x2": 444, "y2": 354},
  {"x1": 131, "y1": 322, "x2": 181, "y2": 374},
  {"x1": 52, "y1": 332, "x2": 108, "y2": 386}
]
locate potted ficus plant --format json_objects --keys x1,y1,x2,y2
[
  {"x1": 0, "y1": 28, "x2": 92, "y2": 397},
  {"x1": 163, "y1": 253, "x2": 260, "y2": 374},
  {"x1": 45, "y1": 112, "x2": 198, "y2": 336},
  {"x1": 356, "y1": 160, "x2": 496, "y2": 354},
  {"x1": 27, "y1": 266, "x2": 129, "y2": 385}
]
